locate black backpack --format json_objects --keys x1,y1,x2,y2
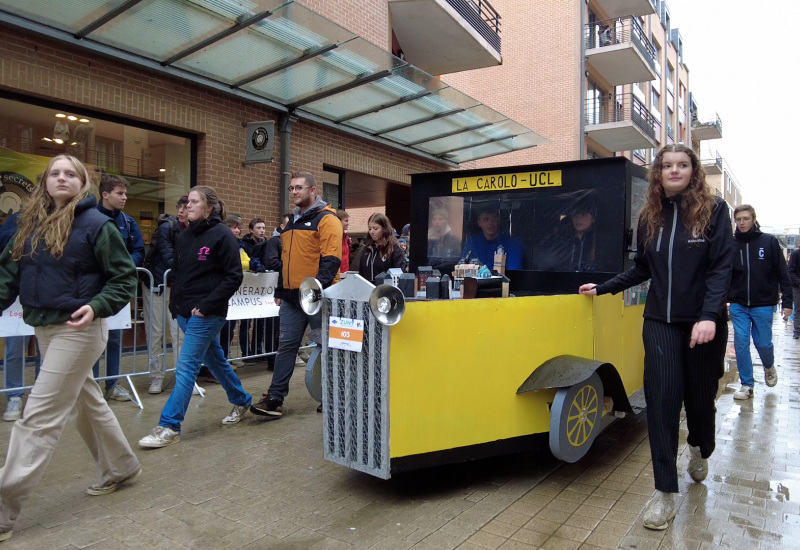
[{"x1": 142, "y1": 216, "x2": 180, "y2": 272}]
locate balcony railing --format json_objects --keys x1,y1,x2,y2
[
  {"x1": 586, "y1": 93, "x2": 657, "y2": 141},
  {"x1": 446, "y1": 0, "x2": 501, "y2": 53},
  {"x1": 585, "y1": 16, "x2": 658, "y2": 74},
  {"x1": 666, "y1": 123, "x2": 674, "y2": 140},
  {"x1": 702, "y1": 153, "x2": 723, "y2": 174}
]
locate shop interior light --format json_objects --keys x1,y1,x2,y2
[
  {"x1": 159, "y1": 168, "x2": 166, "y2": 172},
  {"x1": 54, "y1": 138, "x2": 64, "y2": 144},
  {"x1": 70, "y1": 141, "x2": 78, "y2": 146},
  {"x1": 67, "y1": 115, "x2": 77, "y2": 121},
  {"x1": 55, "y1": 113, "x2": 66, "y2": 118},
  {"x1": 79, "y1": 118, "x2": 90, "y2": 123},
  {"x1": 42, "y1": 137, "x2": 53, "y2": 141}
]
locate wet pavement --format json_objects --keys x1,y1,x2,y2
[{"x1": 1, "y1": 318, "x2": 799, "y2": 549}]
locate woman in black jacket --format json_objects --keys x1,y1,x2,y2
[
  {"x1": 138, "y1": 187, "x2": 252, "y2": 449},
  {"x1": 358, "y1": 213, "x2": 407, "y2": 284},
  {"x1": 579, "y1": 144, "x2": 734, "y2": 531}
]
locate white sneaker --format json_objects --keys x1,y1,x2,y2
[
  {"x1": 764, "y1": 366, "x2": 778, "y2": 387},
  {"x1": 148, "y1": 377, "x2": 164, "y2": 394},
  {"x1": 642, "y1": 490, "x2": 678, "y2": 530},
  {"x1": 222, "y1": 404, "x2": 248, "y2": 425},
  {"x1": 3, "y1": 397, "x2": 22, "y2": 422},
  {"x1": 733, "y1": 385, "x2": 753, "y2": 400},
  {"x1": 138, "y1": 426, "x2": 180, "y2": 448},
  {"x1": 687, "y1": 445, "x2": 708, "y2": 482},
  {"x1": 108, "y1": 385, "x2": 132, "y2": 402}
]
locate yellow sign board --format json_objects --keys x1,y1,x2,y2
[{"x1": 452, "y1": 170, "x2": 562, "y2": 193}]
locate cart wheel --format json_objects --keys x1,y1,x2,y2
[
  {"x1": 549, "y1": 372, "x2": 603, "y2": 463},
  {"x1": 304, "y1": 345, "x2": 323, "y2": 402}
]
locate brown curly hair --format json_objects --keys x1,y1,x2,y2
[{"x1": 640, "y1": 144, "x2": 715, "y2": 246}]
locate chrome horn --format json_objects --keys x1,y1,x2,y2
[
  {"x1": 368, "y1": 284, "x2": 406, "y2": 326},
  {"x1": 299, "y1": 277, "x2": 323, "y2": 315}
]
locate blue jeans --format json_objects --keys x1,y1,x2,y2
[
  {"x1": 92, "y1": 329, "x2": 122, "y2": 390},
  {"x1": 268, "y1": 300, "x2": 321, "y2": 402},
  {"x1": 159, "y1": 315, "x2": 251, "y2": 432},
  {"x1": 2, "y1": 336, "x2": 41, "y2": 399},
  {"x1": 729, "y1": 303, "x2": 774, "y2": 388}
]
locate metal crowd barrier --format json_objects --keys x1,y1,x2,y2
[{"x1": 1, "y1": 268, "x2": 294, "y2": 411}]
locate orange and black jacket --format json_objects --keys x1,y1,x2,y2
[{"x1": 280, "y1": 196, "x2": 342, "y2": 301}]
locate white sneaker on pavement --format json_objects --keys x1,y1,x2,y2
[
  {"x1": 733, "y1": 385, "x2": 753, "y2": 400},
  {"x1": 148, "y1": 376, "x2": 164, "y2": 394},
  {"x1": 3, "y1": 397, "x2": 22, "y2": 422},
  {"x1": 642, "y1": 490, "x2": 678, "y2": 530},
  {"x1": 687, "y1": 445, "x2": 708, "y2": 482},
  {"x1": 138, "y1": 426, "x2": 180, "y2": 448},
  {"x1": 108, "y1": 385, "x2": 132, "y2": 402},
  {"x1": 222, "y1": 404, "x2": 248, "y2": 425}
]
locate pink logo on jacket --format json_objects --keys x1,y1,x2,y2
[{"x1": 198, "y1": 246, "x2": 210, "y2": 260}]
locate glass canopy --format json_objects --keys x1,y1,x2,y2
[{"x1": 0, "y1": 0, "x2": 547, "y2": 164}]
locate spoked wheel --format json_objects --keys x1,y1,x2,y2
[{"x1": 549, "y1": 372, "x2": 604, "y2": 463}]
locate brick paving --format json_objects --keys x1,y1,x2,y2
[{"x1": 1, "y1": 319, "x2": 799, "y2": 549}]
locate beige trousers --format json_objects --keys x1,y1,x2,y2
[
  {"x1": 142, "y1": 286, "x2": 182, "y2": 377},
  {"x1": 0, "y1": 319, "x2": 140, "y2": 530}
]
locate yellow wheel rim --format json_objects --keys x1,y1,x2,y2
[{"x1": 565, "y1": 384, "x2": 599, "y2": 447}]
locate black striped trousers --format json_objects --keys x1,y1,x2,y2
[{"x1": 642, "y1": 318, "x2": 727, "y2": 493}]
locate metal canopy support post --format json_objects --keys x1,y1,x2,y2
[
  {"x1": 279, "y1": 112, "x2": 298, "y2": 216},
  {"x1": 374, "y1": 107, "x2": 466, "y2": 136},
  {"x1": 288, "y1": 69, "x2": 397, "y2": 109},
  {"x1": 232, "y1": 43, "x2": 342, "y2": 88},
  {"x1": 404, "y1": 120, "x2": 495, "y2": 147},
  {"x1": 162, "y1": 10, "x2": 275, "y2": 66},
  {"x1": 73, "y1": 0, "x2": 146, "y2": 38},
  {"x1": 334, "y1": 88, "x2": 438, "y2": 124}
]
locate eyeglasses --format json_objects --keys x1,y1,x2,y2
[{"x1": 288, "y1": 185, "x2": 310, "y2": 192}]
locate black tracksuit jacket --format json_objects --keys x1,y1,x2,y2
[
  {"x1": 596, "y1": 196, "x2": 734, "y2": 323},
  {"x1": 169, "y1": 214, "x2": 243, "y2": 319},
  {"x1": 729, "y1": 227, "x2": 793, "y2": 309}
]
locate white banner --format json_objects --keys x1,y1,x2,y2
[
  {"x1": 0, "y1": 298, "x2": 131, "y2": 337},
  {"x1": 226, "y1": 271, "x2": 280, "y2": 320}
]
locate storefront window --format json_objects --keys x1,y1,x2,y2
[{"x1": 0, "y1": 96, "x2": 192, "y2": 247}]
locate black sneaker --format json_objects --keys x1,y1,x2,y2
[{"x1": 250, "y1": 394, "x2": 283, "y2": 417}]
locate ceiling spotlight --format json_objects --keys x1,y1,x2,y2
[
  {"x1": 55, "y1": 113, "x2": 66, "y2": 118},
  {"x1": 42, "y1": 137, "x2": 53, "y2": 142},
  {"x1": 67, "y1": 115, "x2": 77, "y2": 121},
  {"x1": 159, "y1": 168, "x2": 166, "y2": 172},
  {"x1": 70, "y1": 141, "x2": 78, "y2": 146},
  {"x1": 79, "y1": 118, "x2": 90, "y2": 123},
  {"x1": 54, "y1": 138, "x2": 64, "y2": 144}
]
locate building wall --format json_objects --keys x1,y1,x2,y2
[
  {"x1": 443, "y1": 0, "x2": 583, "y2": 167},
  {"x1": 302, "y1": 0, "x2": 389, "y2": 50},
  {"x1": 0, "y1": 28, "x2": 445, "y2": 227}
]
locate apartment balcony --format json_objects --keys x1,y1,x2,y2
[
  {"x1": 692, "y1": 113, "x2": 723, "y2": 140},
  {"x1": 591, "y1": 0, "x2": 656, "y2": 19},
  {"x1": 389, "y1": 0, "x2": 501, "y2": 75},
  {"x1": 702, "y1": 153, "x2": 723, "y2": 175},
  {"x1": 585, "y1": 93, "x2": 658, "y2": 152},
  {"x1": 585, "y1": 17, "x2": 658, "y2": 86}
]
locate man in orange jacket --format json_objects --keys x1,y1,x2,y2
[{"x1": 250, "y1": 171, "x2": 342, "y2": 418}]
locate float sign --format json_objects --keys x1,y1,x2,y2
[{"x1": 328, "y1": 316, "x2": 364, "y2": 352}]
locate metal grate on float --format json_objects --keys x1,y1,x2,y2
[{"x1": 321, "y1": 281, "x2": 391, "y2": 479}]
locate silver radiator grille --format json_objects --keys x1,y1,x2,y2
[{"x1": 322, "y1": 297, "x2": 391, "y2": 479}]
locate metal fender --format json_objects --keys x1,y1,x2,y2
[{"x1": 516, "y1": 355, "x2": 633, "y2": 414}]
